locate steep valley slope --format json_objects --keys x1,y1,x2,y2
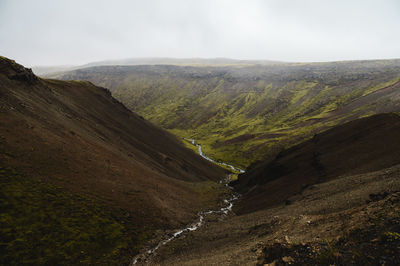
[
  {"x1": 147, "y1": 113, "x2": 400, "y2": 265},
  {"x1": 233, "y1": 113, "x2": 400, "y2": 214},
  {"x1": 47, "y1": 60, "x2": 400, "y2": 168},
  {"x1": 0, "y1": 56, "x2": 227, "y2": 265}
]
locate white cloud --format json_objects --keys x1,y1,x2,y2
[{"x1": 0, "y1": 0, "x2": 399, "y2": 66}]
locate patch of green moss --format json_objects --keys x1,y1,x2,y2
[
  {"x1": 362, "y1": 76, "x2": 400, "y2": 96},
  {"x1": 0, "y1": 165, "x2": 146, "y2": 265}
]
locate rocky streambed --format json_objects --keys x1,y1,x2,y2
[{"x1": 131, "y1": 178, "x2": 240, "y2": 265}]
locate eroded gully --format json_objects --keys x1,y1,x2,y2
[{"x1": 131, "y1": 139, "x2": 244, "y2": 265}]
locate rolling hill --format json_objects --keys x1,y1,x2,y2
[
  {"x1": 0, "y1": 56, "x2": 227, "y2": 264},
  {"x1": 48, "y1": 59, "x2": 400, "y2": 168}
]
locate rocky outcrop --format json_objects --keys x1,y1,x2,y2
[{"x1": 0, "y1": 56, "x2": 38, "y2": 84}]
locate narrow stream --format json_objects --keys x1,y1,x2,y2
[
  {"x1": 185, "y1": 138, "x2": 245, "y2": 173},
  {"x1": 130, "y1": 139, "x2": 244, "y2": 265}
]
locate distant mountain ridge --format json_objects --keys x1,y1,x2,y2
[{"x1": 32, "y1": 57, "x2": 283, "y2": 75}]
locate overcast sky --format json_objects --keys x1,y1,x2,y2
[{"x1": 1, "y1": 0, "x2": 399, "y2": 66}]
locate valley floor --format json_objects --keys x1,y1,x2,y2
[{"x1": 144, "y1": 164, "x2": 400, "y2": 265}]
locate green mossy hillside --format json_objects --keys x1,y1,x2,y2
[
  {"x1": 49, "y1": 60, "x2": 400, "y2": 167},
  {"x1": 0, "y1": 165, "x2": 144, "y2": 265}
]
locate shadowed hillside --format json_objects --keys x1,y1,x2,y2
[
  {"x1": 47, "y1": 60, "x2": 400, "y2": 168},
  {"x1": 233, "y1": 113, "x2": 400, "y2": 214},
  {"x1": 0, "y1": 56, "x2": 227, "y2": 264}
]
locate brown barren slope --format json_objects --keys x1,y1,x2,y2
[{"x1": 0, "y1": 56, "x2": 227, "y2": 264}]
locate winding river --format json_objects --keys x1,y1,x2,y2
[{"x1": 130, "y1": 139, "x2": 244, "y2": 265}]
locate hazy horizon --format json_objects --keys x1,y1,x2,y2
[
  {"x1": 1, "y1": 0, "x2": 400, "y2": 67},
  {"x1": 30, "y1": 56, "x2": 400, "y2": 69}
]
